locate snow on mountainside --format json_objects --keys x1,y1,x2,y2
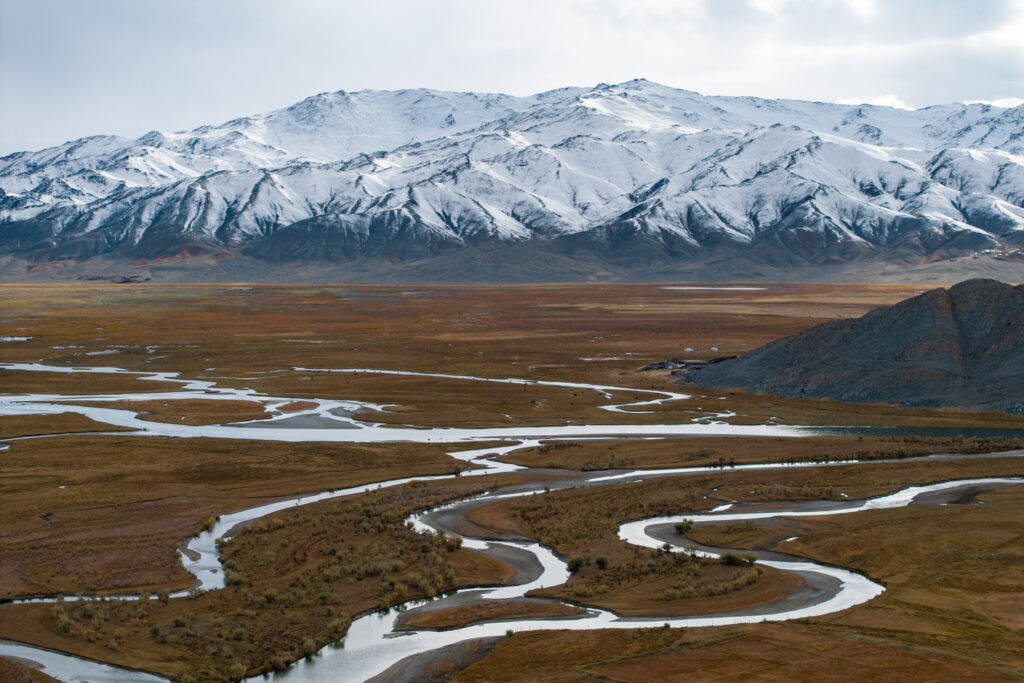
[
  {"x1": 0, "y1": 89, "x2": 559, "y2": 201},
  {"x1": 1, "y1": 79, "x2": 1023, "y2": 279}
]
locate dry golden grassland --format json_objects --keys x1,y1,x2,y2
[
  {"x1": 0, "y1": 478, "x2": 532, "y2": 681},
  {"x1": 454, "y1": 482, "x2": 1024, "y2": 682},
  {"x1": 1, "y1": 283, "x2": 1022, "y2": 681},
  {"x1": 2, "y1": 283, "x2": 1019, "y2": 431},
  {"x1": 0, "y1": 434, "x2": 496, "y2": 598},
  {"x1": 60, "y1": 399, "x2": 272, "y2": 426},
  {"x1": 454, "y1": 621, "x2": 1020, "y2": 682},
  {"x1": 503, "y1": 435, "x2": 1024, "y2": 470},
  {"x1": 465, "y1": 457, "x2": 1023, "y2": 621},
  {"x1": 0, "y1": 282, "x2": 931, "y2": 399},
  {"x1": 0, "y1": 413, "x2": 131, "y2": 439}
]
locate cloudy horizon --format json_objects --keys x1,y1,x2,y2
[{"x1": 1, "y1": 0, "x2": 1022, "y2": 155}]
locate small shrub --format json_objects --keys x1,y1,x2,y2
[
  {"x1": 721, "y1": 552, "x2": 742, "y2": 566},
  {"x1": 328, "y1": 613, "x2": 351, "y2": 636},
  {"x1": 567, "y1": 555, "x2": 585, "y2": 573}
]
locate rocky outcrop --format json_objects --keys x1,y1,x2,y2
[{"x1": 683, "y1": 279, "x2": 1024, "y2": 413}]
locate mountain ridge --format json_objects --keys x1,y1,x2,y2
[
  {"x1": 681, "y1": 278, "x2": 1024, "y2": 413},
  {"x1": 2, "y1": 79, "x2": 1023, "y2": 282}
]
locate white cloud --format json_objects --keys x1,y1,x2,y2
[
  {"x1": 842, "y1": 0, "x2": 878, "y2": 19},
  {"x1": 749, "y1": 0, "x2": 875, "y2": 18},
  {"x1": 965, "y1": 97, "x2": 1024, "y2": 108},
  {"x1": 1, "y1": 0, "x2": 1021, "y2": 153},
  {"x1": 627, "y1": 0, "x2": 705, "y2": 18},
  {"x1": 749, "y1": 0, "x2": 789, "y2": 14}
]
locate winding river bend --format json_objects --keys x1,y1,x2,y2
[{"x1": 1, "y1": 363, "x2": 1021, "y2": 682}]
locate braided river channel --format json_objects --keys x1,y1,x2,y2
[{"x1": 1, "y1": 363, "x2": 1021, "y2": 682}]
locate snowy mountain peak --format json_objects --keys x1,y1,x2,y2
[{"x1": 1, "y1": 80, "x2": 1023, "y2": 281}]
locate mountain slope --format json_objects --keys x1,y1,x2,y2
[
  {"x1": 682, "y1": 279, "x2": 1024, "y2": 413},
  {"x1": 2, "y1": 80, "x2": 1024, "y2": 280}
]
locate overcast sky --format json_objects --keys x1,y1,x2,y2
[{"x1": 2, "y1": 0, "x2": 1022, "y2": 155}]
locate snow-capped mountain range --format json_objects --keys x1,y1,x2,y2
[{"x1": 2, "y1": 79, "x2": 1023, "y2": 280}]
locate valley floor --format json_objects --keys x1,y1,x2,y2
[{"x1": 0, "y1": 282, "x2": 1021, "y2": 681}]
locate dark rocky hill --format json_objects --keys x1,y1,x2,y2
[{"x1": 683, "y1": 279, "x2": 1024, "y2": 413}]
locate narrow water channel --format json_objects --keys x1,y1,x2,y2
[{"x1": 1, "y1": 363, "x2": 1021, "y2": 682}]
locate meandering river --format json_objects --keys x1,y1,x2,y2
[{"x1": 1, "y1": 363, "x2": 1021, "y2": 682}]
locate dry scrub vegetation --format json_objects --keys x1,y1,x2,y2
[
  {"x1": 398, "y1": 599, "x2": 585, "y2": 630},
  {"x1": 467, "y1": 472, "x2": 790, "y2": 615},
  {"x1": 0, "y1": 435, "x2": 485, "y2": 598},
  {"x1": 0, "y1": 478, "x2": 521, "y2": 681},
  {"x1": 454, "y1": 482, "x2": 1024, "y2": 681},
  {"x1": 505, "y1": 435, "x2": 1024, "y2": 471},
  {"x1": 467, "y1": 456, "x2": 1023, "y2": 620}
]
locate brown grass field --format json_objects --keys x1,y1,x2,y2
[
  {"x1": 0, "y1": 413, "x2": 132, "y2": 439},
  {"x1": 1, "y1": 282, "x2": 1022, "y2": 681},
  {"x1": 454, "y1": 482, "x2": 1024, "y2": 682},
  {"x1": 61, "y1": 399, "x2": 272, "y2": 426},
  {"x1": 464, "y1": 457, "x2": 1023, "y2": 618},
  {"x1": 502, "y1": 435, "x2": 1024, "y2": 470},
  {"x1": 0, "y1": 477, "x2": 528, "y2": 680}
]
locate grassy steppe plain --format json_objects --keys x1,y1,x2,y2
[{"x1": 0, "y1": 283, "x2": 1021, "y2": 681}]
